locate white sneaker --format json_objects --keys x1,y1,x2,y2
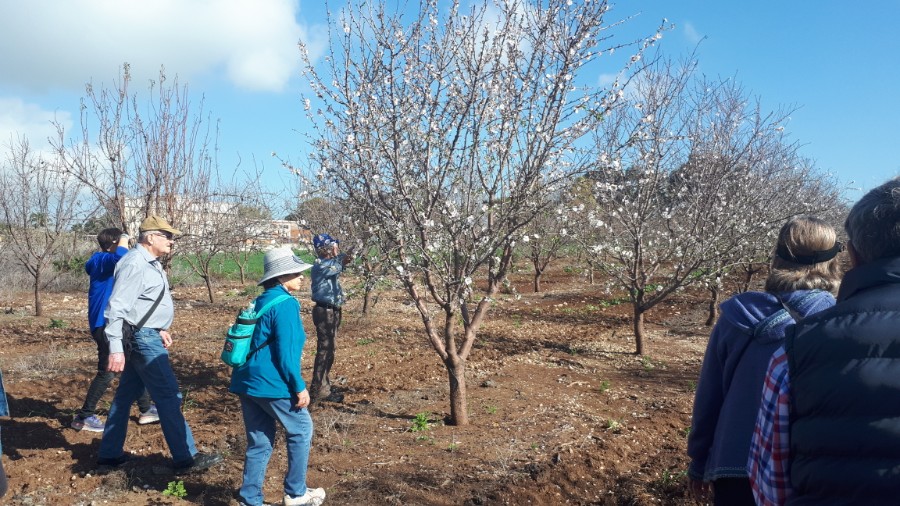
[
  {"x1": 138, "y1": 405, "x2": 160, "y2": 425},
  {"x1": 283, "y1": 487, "x2": 326, "y2": 506}
]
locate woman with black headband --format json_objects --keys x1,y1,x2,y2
[{"x1": 686, "y1": 216, "x2": 844, "y2": 506}]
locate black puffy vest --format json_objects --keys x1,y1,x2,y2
[{"x1": 785, "y1": 257, "x2": 900, "y2": 505}]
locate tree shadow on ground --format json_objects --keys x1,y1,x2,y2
[
  {"x1": 6, "y1": 395, "x2": 62, "y2": 419},
  {"x1": 323, "y1": 399, "x2": 420, "y2": 422},
  {"x1": 92, "y1": 461, "x2": 237, "y2": 505},
  {"x1": 2, "y1": 418, "x2": 95, "y2": 468},
  {"x1": 483, "y1": 331, "x2": 634, "y2": 358}
]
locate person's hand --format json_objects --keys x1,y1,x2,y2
[
  {"x1": 107, "y1": 352, "x2": 125, "y2": 372},
  {"x1": 688, "y1": 477, "x2": 711, "y2": 504},
  {"x1": 160, "y1": 330, "x2": 173, "y2": 349},
  {"x1": 294, "y1": 389, "x2": 310, "y2": 409}
]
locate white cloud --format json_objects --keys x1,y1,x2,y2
[
  {"x1": 0, "y1": 98, "x2": 70, "y2": 151},
  {"x1": 683, "y1": 22, "x2": 703, "y2": 45},
  {"x1": 597, "y1": 73, "x2": 619, "y2": 88},
  {"x1": 0, "y1": 0, "x2": 325, "y2": 93}
]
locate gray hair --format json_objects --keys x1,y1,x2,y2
[
  {"x1": 138, "y1": 231, "x2": 153, "y2": 244},
  {"x1": 845, "y1": 177, "x2": 900, "y2": 264}
]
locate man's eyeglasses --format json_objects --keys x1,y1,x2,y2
[{"x1": 149, "y1": 231, "x2": 174, "y2": 241}]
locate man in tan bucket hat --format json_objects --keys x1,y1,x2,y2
[{"x1": 98, "y1": 215, "x2": 223, "y2": 475}]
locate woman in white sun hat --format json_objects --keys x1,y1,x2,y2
[{"x1": 229, "y1": 246, "x2": 326, "y2": 506}]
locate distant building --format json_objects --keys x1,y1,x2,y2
[
  {"x1": 122, "y1": 196, "x2": 308, "y2": 250},
  {"x1": 248, "y1": 220, "x2": 302, "y2": 249}
]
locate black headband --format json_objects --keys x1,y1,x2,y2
[{"x1": 776, "y1": 241, "x2": 843, "y2": 265}]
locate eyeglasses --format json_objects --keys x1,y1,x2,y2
[{"x1": 149, "y1": 231, "x2": 174, "y2": 241}]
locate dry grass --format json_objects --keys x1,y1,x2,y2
[{"x1": 9, "y1": 341, "x2": 90, "y2": 379}]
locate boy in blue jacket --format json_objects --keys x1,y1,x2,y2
[{"x1": 72, "y1": 228, "x2": 157, "y2": 432}]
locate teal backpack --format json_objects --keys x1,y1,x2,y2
[{"x1": 221, "y1": 294, "x2": 293, "y2": 367}]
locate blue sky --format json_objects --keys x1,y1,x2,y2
[{"x1": 1, "y1": 0, "x2": 897, "y2": 203}]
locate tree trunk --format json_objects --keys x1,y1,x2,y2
[
  {"x1": 445, "y1": 356, "x2": 468, "y2": 426},
  {"x1": 633, "y1": 305, "x2": 645, "y2": 355},
  {"x1": 362, "y1": 288, "x2": 374, "y2": 315},
  {"x1": 238, "y1": 264, "x2": 246, "y2": 285},
  {"x1": 204, "y1": 276, "x2": 215, "y2": 303},
  {"x1": 705, "y1": 285, "x2": 720, "y2": 326},
  {"x1": 33, "y1": 271, "x2": 42, "y2": 316},
  {"x1": 742, "y1": 264, "x2": 755, "y2": 293},
  {"x1": 589, "y1": 268, "x2": 595, "y2": 285},
  {"x1": 533, "y1": 270, "x2": 542, "y2": 293}
]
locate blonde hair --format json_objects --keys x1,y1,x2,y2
[{"x1": 765, "y1": 216, "x2": 843, "y2": 293}]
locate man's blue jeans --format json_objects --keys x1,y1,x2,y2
[
  {"x1": 98, "y1": 327, "x2": 197, "y2": 466},
  {"x1": 238, "y1": 395, "x2": 313, "y2": 505}
]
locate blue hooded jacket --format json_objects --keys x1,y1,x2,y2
[
  {"x1": 84, "y1": 246, "x2": 129, "y2": 331},
  {"x1": 687, "y1": 289, "x2": 835, "y2": 482}
]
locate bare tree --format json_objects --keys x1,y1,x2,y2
[
  {"x1": 225, "y1": 201, "x2": 276, "y2": 286},
  {"x1": 299, "y1": 0, "x2": 662, "y2": 424},
  {"x1": 0, "y1": 137, "x2": 86, "y2": 315},
  {"x1": 178, "y1": 173, "x2": 274, "y2": 302},
  {"x1": 52, "y1": 64, "x2": 216, "y2": 248}
]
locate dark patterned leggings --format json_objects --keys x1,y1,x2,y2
[{"x1": 310, "y1": 305, "x2": 342, "y2": 398}]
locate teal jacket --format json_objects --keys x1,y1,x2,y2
[{"x1": 229, "y1": 286, "x2": 307, "y2": 398}]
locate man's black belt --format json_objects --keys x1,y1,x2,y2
[{"x1": 315, "y1": 302, "x2": 341, "y2": 311}]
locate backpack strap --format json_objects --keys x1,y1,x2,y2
[
  {"x1": 246, "y1": 294, "x2": 295, "y2": 360},
  {"x1": 134, "y1": 286, "x2": 166, "y2": 329},
  {"x1": 734, "y1": 290, "x2": 827, "y2": 370},
  {"x1": 774, "y1": 290, "x2": 826, "y2": 322}
]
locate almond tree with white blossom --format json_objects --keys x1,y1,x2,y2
[
  {"x1": 299, "y1": 0, "x2": 664, "y2": 424},
  {"x1": 585, "y1": 57, "x2": 842, "y2": 355},
  {"x1": 698, "y1": 155, "x2": 843, "y2": 325},
  {"x1": 521, "y1": 202, "x2": 571, "y2": 293}
]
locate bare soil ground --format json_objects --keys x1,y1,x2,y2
[{"x1": 0, "y1": 268, "x2": 713, "y2": 505}]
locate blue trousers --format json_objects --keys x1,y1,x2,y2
[
  {"x1": 98, "y1": 328, "x2": 197, "y2": 465},
  {"x1": 0, "y1": 366, "x2": 8, "y2": 454},
  {"x1": 238, "y1": 395, "x2": 313, "y2": 505}
]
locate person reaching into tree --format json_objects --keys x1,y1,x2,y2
[{"x1": 308, "y1": 233, "x2": 351, "y2": 405}]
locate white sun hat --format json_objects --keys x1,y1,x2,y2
[{"x1": 258, "y1": 246, "x2": 313, "y2": 285}]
